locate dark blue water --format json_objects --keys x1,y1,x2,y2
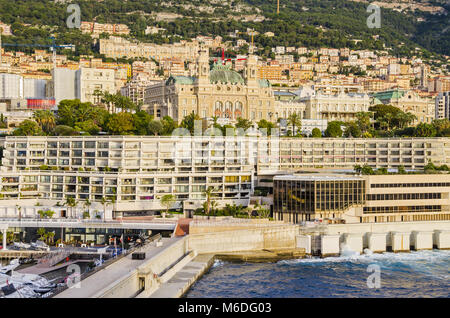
[{"x1": 186, "y1": 250, "x2": 450, "y2": 298}]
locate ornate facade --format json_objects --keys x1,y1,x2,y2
[{"x1": 144, "y1": 49, "x2": 276, "y2": 123}]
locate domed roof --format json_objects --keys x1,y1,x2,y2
[{"x1": 209, "y1": 63, "x2": 244, "y2": 85}]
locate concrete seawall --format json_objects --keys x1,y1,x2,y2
[
  {"x1": 55, "y1": 220, "x2": 450, "y2": 298},
  {"x1": 297, "y1": 221, "x2": 450, "y2": 256}
]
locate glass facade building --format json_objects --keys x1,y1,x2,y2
[{"x1": 273, "y1": 175, "x2": 365, "y2": 223}]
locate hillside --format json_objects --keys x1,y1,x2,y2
[{"x1": 0, "y1": 0, "x2": 448, "y2": 59}]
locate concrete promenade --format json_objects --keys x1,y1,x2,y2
[
  {"x1": 149, "y1": 254, "x2": 215, "y2": 298},
  {"x1": 54, "y1": 237, "x2": 179, "y2": 298}
]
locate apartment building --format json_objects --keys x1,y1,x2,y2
[
  {"x1": 273, "y1": 174, "x2": 450, "y2": 224},
  {"x1": 80, "y1": 22, "x2": 130, "y2": 37},
  {"x1": 49, "y1": 67, "x2": 116, "y2": 105},
  {"x1": 99, "y1": 37, "x2": 200, "y2": 62},
  {"x1": 435, "y1": 92, "x2": 450, "y2": 120},
  {"x1": 300, "y1": 91, "x2": 370, "y2": 122},
  {"x1": 0, "y1": 136, "x2": 255, "y2": 218},
  {"x1": 273, "y1": 137, "x2": 450, "y2": 172}
]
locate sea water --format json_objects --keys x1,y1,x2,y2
[{"x1": 185, "y1": 250, "x2": 450, "y2": 298}]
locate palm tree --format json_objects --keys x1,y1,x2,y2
[
  {"x1": 203, "y1": 186, "x2": 215, "y2": 219},
  {"x1": 83, "y1": 199, "x2": 91, "y2": 218},
  {"x1": 287, "y1": 113, "x2": 302, "y2": 136},
  {"x1": 210, "y1": 201, "x2": 218, "y2": 217},
  {"x1": 64, "y1": 196, "x2": 77, "y2": 219},
  {"x1": 101, "y1": 197, "x2": 112, "y2": 222},
  {"x1": 33, "y1": 110, "x2": 55, "y2": 134},
  {"x1": 405, "y1": 112, "x2": 417, "y2": 127}
]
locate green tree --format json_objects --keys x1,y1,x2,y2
[
  {"x1": 344, "y1": 121, "x2": 362, "y2": 138},
  {"x1": 203, "y1": 186, "x2": 215, "y2": 219},
  {"x1": 105, "y1": 112, "x2": 134, "y2": 135},
  {"x1": 361, "y1": 165, "x2": 375, "y2": 175},
  {"x1": 13, "y1": 120, "x2": 43, "y2": 136},
  {"x1": 324, "y1": 121, "x2": 343, "y2": 138},
  {"x1": 33, "y1": 110, "x2": 56, "y2": 134},
  {"x1": 148, "y1": 120, "x2": 163, "y2": 136},
  {"x1": 257, "y1": 119, "x2": 275, "y2": 135},
  {"x1": 161, "y1": 116, "x2": 177, "y2": 135},
  {"x1": 414, "y1": 123, "x2": 437, "y2": 137},
  {"x1": 180, "y1": 111, "x2": 201, "y2": 134},
  {"x1": 236, "y1": 117, "x2": 252, "y2": 130},
  {"x1": 133, "y1": 111, "x2": 153, "y2": 135},
  {"x1": 354, "y1": 165, "x2": 362, "y2": 174},
  {"x1": 311, "y1": 128, "x2": 322, "y2": 138},
  {"x1": 160, "y1": 194, "x2": 176, "y2": 217}
]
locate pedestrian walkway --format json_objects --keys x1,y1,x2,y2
[
  {"x1": 149, "y1": 254, "x2": 215, "y2": 298},
  {"x1": 54, "y1": 237, "x2": 179, "y2": 298}
]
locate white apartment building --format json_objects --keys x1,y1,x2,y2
[
  {"x1": 300, "y1": 91, "x2": 370, "y2": 122},
  {"x1": 78, "y1": 67, "x2": 115, "y2": 104},
  {"x1": 436, "y1": 92, "x2": 450, "y2": 120},
  {"x1": 0, "y1": 136, "x2": 255, "y2": 219},
  {"x1": 50, "y1": 67, "x2": 116, "y2": 105}
]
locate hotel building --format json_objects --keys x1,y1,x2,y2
[
  {"x1": 0, "y1": 136, "x2": 254, "y2": 219},
  {"x1": 273, "y1": 174, "x2": 450, "y2": 224}
]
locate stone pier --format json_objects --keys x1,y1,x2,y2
[
  {"x1": 411, "y1": 231, "x2": 433, "y2": 250},
  {"x1": 390, "y1": 232, "x2": 411, "y2": 252},
  {"x1": 342, "y1": 233, "x2": 363, "y2": 254},
  {"x1": 367, "y1": 233, "x2": 387, "y2": 253},
  {"x1": 321, "y1": 235, "x2": 340, "y2": 257},
  {"x1": 434, "y1": 230, "x2": 450, "y2": 249}
]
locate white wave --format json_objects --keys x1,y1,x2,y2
[
  {"x1": 279, "y1": 249, "x2": 450, "y2": 265},
  {"x1": 212, "y1": 259, "x2": 225, "y2": 268},
  {"x1": 278, "y1": 249, "x2": 450, "y2": 281}
]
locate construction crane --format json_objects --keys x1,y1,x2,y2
[
  {"x1": 277, "y1": 0, "x2": 280, "y2": 14},
  {"x1": 211, "y1": 48, "x2": 247, "y2": 65},
  {"x1": 236, "y1": 29, "x2": 257, "y2": 54},
  {"x1": 0, "y1": 35, "x2": 74, "y2": 69}
]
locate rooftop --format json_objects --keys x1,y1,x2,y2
[{"x1": 273, "y1": 174, "x2": 362, "y2": 181}]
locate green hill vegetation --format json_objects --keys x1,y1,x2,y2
[{"x1": 0, "y1": 0, "x2": 448, "y2": 60}]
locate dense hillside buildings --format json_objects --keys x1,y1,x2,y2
[{"x1": 273, "y1": 174, "x2": 450, "y2": 224}]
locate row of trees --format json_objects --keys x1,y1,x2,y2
[
  {"x1": 12, "y1": 99, "x2": 450, "y2": 139},
  {"x1": 159, "y1": 187, "x2": 270, "y2": 219}
]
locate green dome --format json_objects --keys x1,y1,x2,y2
[
  {"x1": 209, "y1": 63, "x2": 244, "y2": 85},
  {"x1": 166, "y1": 75, "x2": 195, "y2": 85}
]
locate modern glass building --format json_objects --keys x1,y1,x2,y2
[
  {"x1": 273, "y1": 175, "x2": 365, "y2": 223},
  {"x1": 274, "y1": 174, "x2": 450, "y2": 224}
]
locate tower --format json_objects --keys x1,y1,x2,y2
[
  {"x1": 196, "y1": 45, "x2": 210, "y2": 85},
  {"x1": 245, "y1": 54, "x2": 258, "y2": 86}
]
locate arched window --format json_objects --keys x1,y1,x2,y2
[
  {"x1": 225, "y1": 101, "x2": 233, "y2": 119},
  {"x1": 214, "y1": 101, "x2": 223, "y2": 117},
  {"x1": 235, "y1": 101, "x2": 243, "y2": 118}
]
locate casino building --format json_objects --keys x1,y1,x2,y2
[{"x1": 144, "y1": 48, "x2": 276, "y2": 123}]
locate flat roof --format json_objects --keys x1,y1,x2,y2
[{"x1": 273, "y1": 174, "x2": 362, "y2": 181}]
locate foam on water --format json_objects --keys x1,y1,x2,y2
[
  {"x1": 187, "y1": 249, "x2": 450, "y2": 298},
  {"x1": 279, "y1": 249, "x2": 450, "y2": 281}
]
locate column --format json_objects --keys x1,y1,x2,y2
[{"x1": 2, "y1": 230, "x2": 6, "y2": 251}]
